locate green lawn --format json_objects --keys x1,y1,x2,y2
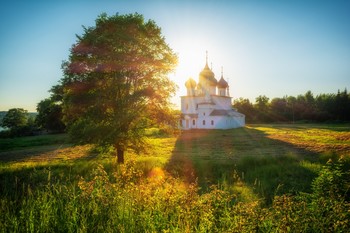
[
  {"x1": 165, "y1": 124, "x2": 350, "y2": 202},
  {"x1": 0, "y1": 133, "x2": 69, "y2": 152},
  {"x1": 0, "y1": 124, "x2": 349, "y2": 232},
  {"x1": 1, "y1": 124, "x2": 349, "y2": 201}
]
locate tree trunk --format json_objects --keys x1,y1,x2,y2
[{"x1": 116, "y1": 147, "x2": 124, "y2": 164}]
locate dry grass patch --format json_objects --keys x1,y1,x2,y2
[{"x1": 253, "y1": 124, "x2": 350, "y2": 155}]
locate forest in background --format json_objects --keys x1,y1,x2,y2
[
  {"x1": 233, "y1": 89, "x2": 350, "y2": 123},
  {"x1": 1, "y1": 89, "x2": 349, "y2": 138}
]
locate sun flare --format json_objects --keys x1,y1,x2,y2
[{"x1": 169, "y1": 38, "x2": 220, "y2": 108}]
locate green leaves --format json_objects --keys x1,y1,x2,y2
[
  {"x1": 59, "y1": 13, "x2": 178, "y2": 162},
  {"x1": 1, "y1": 108, "x2": 28, "y2": 129},
  {"x1": 312, "y1": 157, "x2": 350, "y2": 201}
]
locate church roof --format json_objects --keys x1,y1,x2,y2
[
  {"x1": 217, "y1": 77, "x2": 228, "y2": 88},
  {"x1": 199, "y1": 52, "x2": 217, "y2": 86},
  {"x1": 199, "y1": 65, "x2": 217, "y2": 86},
  {"x1": 210, "y1": 109, "x2": 229, "y2": 116},
  {"x1": 210, "y1": 109, "x2": 245, "y2": 117},
  {"x1": 217, "y1": 67, "x2": 228, "y2": 88}
]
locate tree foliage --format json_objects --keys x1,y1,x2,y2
[
  {"x1": 0, "y1": 108, "x2": 38, "y2": 137},
  {"x1": 233, "y1": 89, "x2": 350, "y2": 123},
  {"x1": 36, "y1": 98, "x2": 65, "y2": 132},
  {"x1": 1, "y1": 108, "x2": 28, "y2": 130},
  {"x1": 58, "y1": 13, "x2": 178, "y2": 163},
  {"x1": 232, "y1": 98, "x2": 254, "y2": 122}
]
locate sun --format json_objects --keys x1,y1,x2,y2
[{"x1": 168, "y1": 39, "x2": 215, "y2": 108}]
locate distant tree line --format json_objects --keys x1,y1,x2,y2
[
  {"x1": 233, "y1": 89, "x2": 350, "y2": 123},
  {"x1": 1, "y1": 88, "x2": 349, "y2": 137},
  {"x1": 0, "y1": 86, "x2": 65, "y2": 137},
  {"x1": 0, "y1": 108, "x2": 38, "y2": 137}
]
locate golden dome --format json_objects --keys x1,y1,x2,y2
[
  {"x1": 199, "y1": 63, "x2": 217, "y2": 86},
  {"x1": 185, "y1": 77, "x2": 196, "y2": 88}
]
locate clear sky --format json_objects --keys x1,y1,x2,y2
[{"x1": 1, "y1": 0, "x2": 349, "y2": 111}]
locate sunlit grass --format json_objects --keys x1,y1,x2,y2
[
  {"x1": 253, "y1": 124, "x2": 350, "y2": 156},
  {"x1": 1, "y1": 124, "x2": 349, "y2": 201},
  {"x1": 0, "y1": 124, "x2": 349, "y2": 231}
]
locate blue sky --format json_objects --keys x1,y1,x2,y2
[{"x1": 0, "y1": 0, "x2": 349, "y2": 111}]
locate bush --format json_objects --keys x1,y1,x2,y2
[{"x1": 312, "y1": 157, "x2": 350, "y2": 201}]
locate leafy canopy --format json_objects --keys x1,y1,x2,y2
[
  {"x1": 1, "y1": 108, "x2": 28, "y2": 130},
  {"x1": 59, "y1": 13, "x2": 178, "y2": 162},
  {"x1": 36, "y1": 98, "x2": 65, "y2": 132}
]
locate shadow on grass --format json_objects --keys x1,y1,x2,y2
[
  {"x1": 164, "y1": 127, "x2": 323, "y2": 204},
  {"x1": 0, "y1": 144, "x2": 72, "y2": 163},
  {"x1": 0, "y1": 134, "x2": 69, "y2": 152},
  {"x1": 0, "y1": 144, "x2": 103, "y2": 163},
  {"x1": 0, "y1": 144, "x2": 108, "y2": 201}
]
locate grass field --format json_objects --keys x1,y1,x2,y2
[{"x1": 0, "y1": 124, "x2": 349, "y2": 232}]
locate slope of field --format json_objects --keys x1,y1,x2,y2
[
  {"x1": 0, "y1": 124, "x2": 349, "y2": 232},
  {"x1": 1, "y1": 124, "x2": 349, "y2": 199}
]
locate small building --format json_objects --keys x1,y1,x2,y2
[{"x1": 180, "y1": 54, "x2": 245, "y2": 130}]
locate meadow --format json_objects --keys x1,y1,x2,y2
[{"x1": 0, "y1": 124, "x2": 349, "y2": 232}]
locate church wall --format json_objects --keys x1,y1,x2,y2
[
  {"x1": 181, "y1": 96, "x2": 198, "y2": 113},
  {"x1": 182, "y1": 118, "x2": 198, "y2": 129},
  {"x1": 187, "y1": 88, "x2": 195, "y2": 96},
  {"x1": 217, "y1": 116, "x2": 243, "y2": 129},
  {"x1": 218, "y1": 88, "x2": 226, "y2": 96},
  {"x1": 197, "y1": 115, "x2": 217, "y2": 129},
  {"x1": 195, "y1": 115, "x2": 242, "y2": 129},
  {"x1": 212, "y1": 96, "x2": 232, "y2": 110},
  {"x1": 209, "y1": 86, "x2": 216, "y2": 95},
  {"x1": 181, "y1": 115, "x2": 245, "y2": 130},
  {"x1": 211, "y1": 116, "x2": 232, "y2": 129}
]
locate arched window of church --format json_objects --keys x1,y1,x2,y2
[
  {"x1": 211, "y1": 120, "x2": 214, "y2": 125},
  {"x1": 203, "y1": 120, "x2": 205, "y2": 125},
  {"x1": 203, "y1": 112, "x2": 205, "y2": 116},
  {"x1": 192, "y1": 119, "x2": 195, "y2": 125}
]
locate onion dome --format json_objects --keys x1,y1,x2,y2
[
  {"x1": 217, "y1": 77, "x2": 228, "y2": 88},
  {"x1": 185, "y1": 77, "x2": 197, "y2": 88},
  {"x1": 199, "y1": 52, "x2": 217, "y2": 86},
  {"x1": 217, "y1": 67, "x2": 228, "y2": 88}
]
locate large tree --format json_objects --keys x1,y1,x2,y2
[{"x1": 59, "y1": 13, "x2": 177, "y2": 163}]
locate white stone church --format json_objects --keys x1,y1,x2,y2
[{"x1": 180, "y1": 54, "x2": 245, "y2": 130}]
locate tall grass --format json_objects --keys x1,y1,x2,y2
[
  {"x1": 1, "y1": 159, "x2": 349, "y2": 232},
  {"x1": 0, "y1": 124, "x2": 349, "y2": 232}
]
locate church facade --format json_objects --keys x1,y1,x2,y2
[{"x1": 180, "y1": 55, "x2": 245, "y2": 130}]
